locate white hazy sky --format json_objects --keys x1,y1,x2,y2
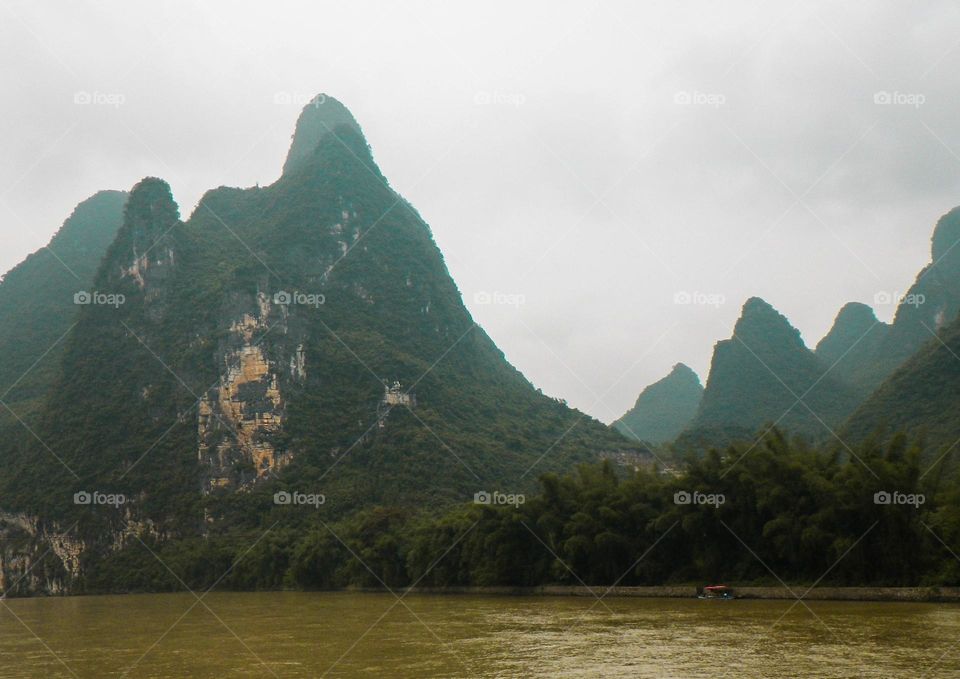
[{"x1": 2, "y1": 0, "x2": 960, "y2": 423}]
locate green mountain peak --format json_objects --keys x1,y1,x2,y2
[
  {"x1": 282, "y1": 94, "x2": 366, "y2": 177},
  {"x1": 613, "y1": 362, "x2": 702, "y2": 445}
]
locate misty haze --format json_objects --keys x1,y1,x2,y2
[{"x1": 1, "y1": 1, "x2": 960, "y2": 677}]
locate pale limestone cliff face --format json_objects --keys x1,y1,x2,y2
[
  {"x1": 199, "y1": 293, "x2": 296, "y2": 490},
  {"x1": 120, "y1": 246, "x2": 175, "y2": 289},
  {"x1": 111, "y1": 508, "x2": 161, "y2": 550},
  {"x1": 0, "y1": 508, "x2": 162, "y2": 595},
  {"x1": 0, "y1": 512, "x2": 84, "y2": 595},
  {"x1": 49, "y1": 533, "x2": 83, "y2": 580}
]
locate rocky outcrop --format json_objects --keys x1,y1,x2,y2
[
  {"x1": 0, "y1": 512, "x2": 83, "y2": 596},
  {"x1": 199, "y1": 293, "x2": 293, "y2": 490}
]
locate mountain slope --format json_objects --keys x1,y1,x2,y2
[
  {"x1": 680, "y1": 297, "x2": 860, "y2": 447},
  {"x1": 0, "y1": 190, "x2": 127, "y2": 421},
  {"x1": 842, "y1": 313, "x2": 960, "y2": 452},
  {"x1": 814, "y1": 302, "x2": 890, "y2": 396},
  {"x1": 878, "y1": 206, "x2": 960, "y2": 369},
  {"x1": 613, "y1": 363, "x2": 702, "y2": 444},
  {"x1": 819, "y1": 207, "x2": 960, "y2": 399},
  {"x1": 0, "y1": 96, "x2": 642, "y2": 592}
]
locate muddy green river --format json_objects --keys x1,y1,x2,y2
[{"x1": 0, "y1": 592, "x2": 957, "y2": 677}]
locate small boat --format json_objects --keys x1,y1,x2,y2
[{"x1": 698, "y1": 584, "x2": 735, "y2": 599}]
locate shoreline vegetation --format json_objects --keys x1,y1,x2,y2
[
  {"x1": 6, "y1": 586, "x2": 960, "y2": 604},
  {"x1": 10, "y1": 430, "x2": 960, "y2": 598},
  {"x1": 389, "y1": 585, "x2": 960, "y2": 602}
]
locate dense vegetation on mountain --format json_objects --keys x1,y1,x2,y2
[
  {"x1": 814, "y1": 302, "x2": 890, "y2": 396},
  {"x1": 613, "y1": 363, "x2": 702, "y2": 445},
  {"x1": 638, "y1": 209, "x2": 960, "y2": 452},
  {"x1": 4, "y1": 94, "x2": 960, "y2": 597},
  {"x1": 843, "y1": 314, "x2": 960, "y2": 452},
  {"x1": 678, "y1": 298, "x2": 860, "y2": 449},
  {"x1": 0, "y1": 96, "x2": 642, "y2": 593},
  {"x1": 0, "y1": 190, "x2": 126, "y2": 422},
  {"x1": 73, "y1": 430, "x2": 960, "y2": 593},
  {"x1": 878, "y1": 207, "x2": 960, "y2": 370},
  {"x1": 813, "y1": 208, "x2": 960, "y2": 401}
]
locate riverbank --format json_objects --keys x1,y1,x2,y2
[
  {"x1": 385, "y1": 585, "x2": 960, "y2": 603},
  {"x1": 6, "y1": 584, "x2": 960, "y2": 603}
]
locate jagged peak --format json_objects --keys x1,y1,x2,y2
[
  {"x1": 732, "y1": 296, "x2": 805, "y2": 347},
  {"x1": 741, "y1": 296, "x2": 774, "y2": 313},
  {"x1": 815, "y1": 301, "x2": 887, "y2": 358},
  {"x1": 124, "y1": 177, "x2": 180, "y2": 221},
  {"x1": 834, "y1": 301, "x2": 880, "y2": 328},
  {"x1": 668, "y1": 362, "x2": 702, "y2": 384},
  {"x1": 96, "y1": 177, "x2": 180, "y2": 289},
  {"x1": 282, "y1": 94, "x2": 366, "y2": 177},
  {"x1": 736, "y1": 296, "x2": 785, "y2": 327},
  {"x1": 931, "y1": 205, "x2": 960, "y2": 264}
]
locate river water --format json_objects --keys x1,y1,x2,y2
[{"x1": 0, "y1": 592, "x2": 957, "y2": 677}]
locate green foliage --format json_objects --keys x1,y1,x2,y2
[
  {"x1": 75, "y1": 430, "x2": 960, "y2": 594},
  {"x1": 274, "y1": 432, "x2": 960, "y2": 587},
  {"x1": 0, "y1": 102, "x2": 642, "y2": 583},
  {"x1": 844, "y1": 312, "x2": 960, "y2": 453},
  {"x1": 0, "y1": 190, "x2": 126, "y2": 424}
]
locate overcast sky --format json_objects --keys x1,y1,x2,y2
[{"x1": 2, "y1": 0, "x2": 960, "y2": 423}]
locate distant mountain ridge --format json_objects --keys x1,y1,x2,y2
[
  {"x1": 613, "y1": 363, "x2": 702, "y2": 445},
  {"x1": 622, "y1": 207, "x2": 960, "y2": 452},
  {"x1": 816, "y1": 207, "x2": 960, "y2": 398},
  {"x1": 678, "y1": 297, "x2": 860, "y2": 448},
  {"x1": 837, "y1": 208, "x2": 960, "y2": 449},
  {"x1": 0, "y1": 190, "x2": 127, "y2": 423}
]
